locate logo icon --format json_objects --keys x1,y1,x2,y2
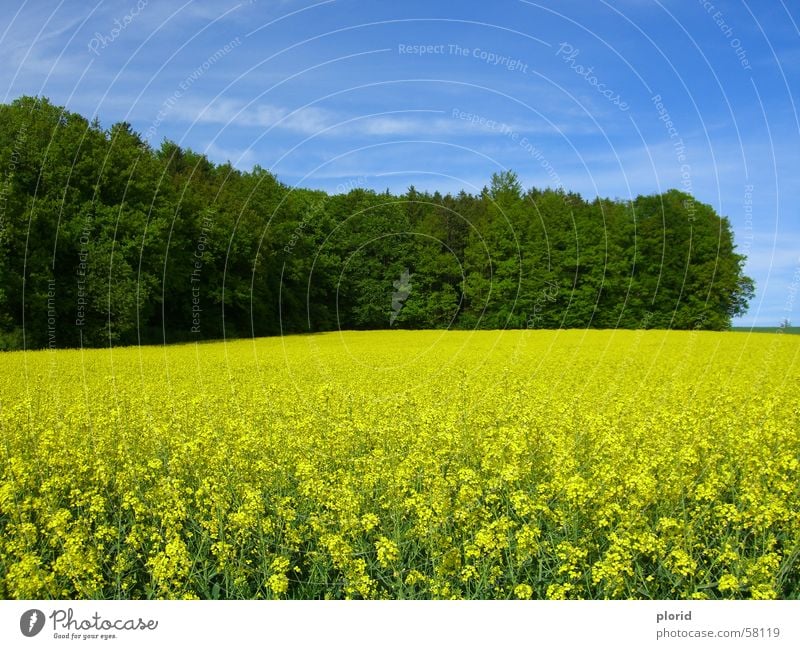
[
  {"x1": 20, "y1": 609, "x2": 45, "y2": 637},
  {"x1": 390, "y1": 268, "x2": 413, "y2": 325}
]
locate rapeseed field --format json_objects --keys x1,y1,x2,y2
[{"x1": 0, "y1": 330, "x2": 798, "y2": 599}]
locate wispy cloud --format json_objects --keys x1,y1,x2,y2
[{"x1": 165, "y1": 95, "x2": 600, "y2": 140}]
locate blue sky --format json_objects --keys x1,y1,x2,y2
[{"x1": 1, "y1": 0, "x2": 798, "y2": 326}]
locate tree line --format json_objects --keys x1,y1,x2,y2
[{"x1": 0, "y1": 96, "x2": 754, "y2": 350}]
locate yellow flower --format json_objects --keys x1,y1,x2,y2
[
  {"x1": 718, "y1": 574, "x2": 739, "y2": 593},
  {"x1": 375, "y1": 537, "x2": 400, "y2": 568},
  {"x1": 267, "y1": 557, "x2": 291, "y2": 597},
  {"x1": 1, "y1": 330, "x2": 797, "y2": 600},
  {"x1": 361, "y1": 513, "x2": 379, "y2": 532}
]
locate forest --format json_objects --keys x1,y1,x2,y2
[{"x1": 0, "y1": 96, "x2": 754, "y2": 350}]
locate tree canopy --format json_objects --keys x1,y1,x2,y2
[{"x1": 0, "y1": 97, "x2": 754, "y2": 350}]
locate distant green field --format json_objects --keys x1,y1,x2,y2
[{"x1": 731, "y1": 326, "x2": 800, "y2": 335}]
